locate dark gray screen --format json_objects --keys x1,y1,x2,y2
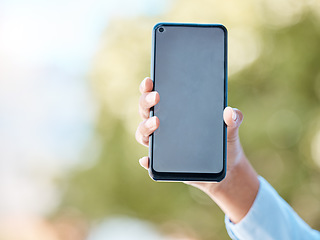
[{"x1": 153, "y1": 25, "x2": 226, "y2": 173}]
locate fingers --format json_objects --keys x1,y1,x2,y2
[
  {"x1": 223, "y1": 106, "x2": 244, "y2": 143},
  {"x1": 135, "y1": 116, "x2": 160, "y2": 147},
  {"x1": 139, "y1": 156, "x2": 149, "y2": 170},
  {"x1": 139, "y1": 77, "x2": 153, "y2": 94},
  {"x1": 139, "y1": 77, "x2": 160, "y2": 120},
  {"x1": 139, "y1": 91, "x2": 160, "y2": 120}
]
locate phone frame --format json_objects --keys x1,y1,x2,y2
[{"x1": 149, "y1": 22, "x2": 228, "y2": 182}]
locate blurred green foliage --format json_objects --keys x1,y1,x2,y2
[{"x1": 59, "y1": 1, "x2": 320, "y2": 239}]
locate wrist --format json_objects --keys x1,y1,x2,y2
[
  {"x1": 206, "y1": 154, "x2": 260, "y2": 223},
  {"x1": 204, "y1": 150, "x2": 246, "y2": 196}
]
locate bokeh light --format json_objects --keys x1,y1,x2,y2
[{"x1": 0, "y1": 0, "x2": 319, "y2": 239}]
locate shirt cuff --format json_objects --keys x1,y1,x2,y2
[{"x1": 224, "y1": 176, "x2": 319, "y2": 240}]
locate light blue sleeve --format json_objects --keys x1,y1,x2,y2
[{"x1": 225, "y1": 176, "x2": 320, "y2": 240}]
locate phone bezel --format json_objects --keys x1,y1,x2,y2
[{"x1": 149, "y1": 22, "x2": 228, "y2": 182}]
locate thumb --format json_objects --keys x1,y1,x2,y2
[{"x1": 223, "y1": 106, "x2": 244, "y2": 143}]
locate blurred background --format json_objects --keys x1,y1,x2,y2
[{"x1": 0, "y1": 0, "x2": 320, "y2": 239}]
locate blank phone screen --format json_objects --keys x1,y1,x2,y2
[{"x1": 152, "y1": 24, "x2": 226, "y2": 174}]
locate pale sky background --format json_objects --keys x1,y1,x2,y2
[{"x1": 0, "y1": 0, "x2": 169, "y2": 217}]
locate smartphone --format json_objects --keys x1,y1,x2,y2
[{"x1": 149, "y1": 23, "x2": 227, "y2": 182}]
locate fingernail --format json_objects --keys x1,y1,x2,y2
[
  {"x1": 139, "y1": 158, "x2": 143, "y2": 166},
  {"x1": 140, "y1": 78, "x2": 147, "y2": 88},
  {"x1": 143, "y1": 77, "x2": 150, "y2": 83},
  {"x1": 232, "y1": 109, "x2": 237, "y2": 121},
  {"x1": 146, "y1": 92, "x2": 156, "y2": 103},
  {"x1": 146, "y1": 117, "x2": 156, "y2": 128}
]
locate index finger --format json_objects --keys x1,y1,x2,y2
[{"x1": 140, "y1": 77, "x2": 154, "y2": 94}]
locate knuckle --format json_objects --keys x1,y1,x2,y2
[
  {"x1": 139, "y1": 93, "x2": 148, "y2": 107},
  {"x1": 138, "y1": 120, "x2": 145, "y2": 130},
  {"x1": 135, "y1": 128, "x2": 141, "y2": 142},
  {"x1": 139, "y1": 82, "x2": 144, "y2": 93},
  {"x1": 139, "y1": 94, "x2": 145, "y2": 106},
  {"x1": 138, "y1": 106, "x2": 145, "y2": 118},
  {"x1": 139, "y1": 107, "x2": 149, "y2": 120},
  {"x1": 139, "y1": 78, "x2": 147, "y2": 93},
  {"x1": 139, "y1": 119, "x2": 148, "y2": 133},
  {"x1": 142, "y1": 137, "x2": 149, "y2": 146},
  {"x1": 144, "y1": 109, "x2": 150, "y2": 119}
]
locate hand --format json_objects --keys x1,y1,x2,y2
[
  {"x1": 135, "y1": 77, "x2": 160, "y2": 147},
  {"x1": 135, "y1": 77, "x2": 259, "y2": 223},
  {"x1": 135, "y1": 77, "x2": 244, "y2": 190}
]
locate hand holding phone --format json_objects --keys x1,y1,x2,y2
[
  {"x1": 135, "y1": 22, "x2": 259, "y2": 219},
  {"x1": 136, "y1": 77, "x2": 245, "y2": 182},
  {"x1": 136, "y1": 76, "x2": 259, "y2": 222}
]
